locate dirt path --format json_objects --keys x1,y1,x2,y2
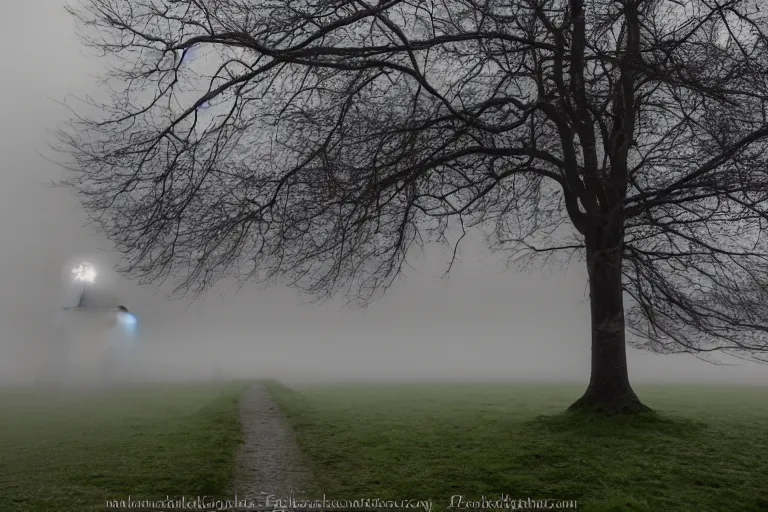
[{"x1": 233, "y1": 383, "x2": 313, "y2": 506}]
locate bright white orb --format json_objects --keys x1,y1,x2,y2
[{"x1": 72, "y1": 263, "x2": 97, "y2": 283}]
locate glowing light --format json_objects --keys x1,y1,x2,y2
[
  {"x1": 117, "y1": 312, "x2": 137, "y2": 326},
  {"x1": 72, "y1": 263, "x2": 97, "y2": 283},
  {"x1": 117, "y1": 311, "x2": 138, "y2": 336}
]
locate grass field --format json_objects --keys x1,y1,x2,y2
[
  {"x1": 4, "y1": 380, "x2": 768, "y2": 512},
  {"x1": 266, "y1": 381, "x2": 768, "y2": 512},
  {"x1": 0, "y1": 382, "x2": 247, "y2": 512}
]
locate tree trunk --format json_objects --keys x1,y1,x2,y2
[{"x1": 568, "y1": 242, "x2": 650, "y2": 414}]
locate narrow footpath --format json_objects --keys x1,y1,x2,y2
[{"x1": 233, "y1": 383, "x2": 314, "y2": 507}]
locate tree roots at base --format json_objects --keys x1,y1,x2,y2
[{"x1": 567, "y1": 387, "x2": 651, "y2": 415}]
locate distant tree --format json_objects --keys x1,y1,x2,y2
[{"x1": 56, "y1": 0, "x2": 768, "y2": 413}]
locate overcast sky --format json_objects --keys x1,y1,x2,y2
[{"x1": 0, "y1": 0, "x2": 766, "y2": 385}]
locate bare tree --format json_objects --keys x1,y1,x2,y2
[{"x1": 55, "y1": 0, "x2": 768, "y2": 413}]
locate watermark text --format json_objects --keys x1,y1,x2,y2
[{"x1": 448, "y1": 495, "x2": 578, "y2": 510}]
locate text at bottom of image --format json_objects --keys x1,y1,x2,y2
[{"x1": 105, "y1": 494, "x2": 579, "y2": 511}]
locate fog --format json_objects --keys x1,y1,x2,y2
[{"x1": 0, "y1": 1, "x2": 765, "y2": 389}]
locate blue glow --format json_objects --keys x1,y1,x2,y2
[
  {"x1": 117, "y1": 312, "x2": 138, "y2": 333},
  {"x1": 109, "y1": 312, "x2": 138, "y2": 351},
  {"x1": 181, "y1": 45, "x2": 199, "y2": 64}
]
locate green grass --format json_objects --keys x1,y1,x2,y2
[
  {"x1": 265, "y1": 380, "x2": 768, "y2": 512},
  {"x1": 0, "y1": 381, "x2": 248, "y2": 512}
]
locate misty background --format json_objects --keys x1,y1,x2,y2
[{"x1": 0, "y1": 1, "x2": 764, "y2": 386}]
